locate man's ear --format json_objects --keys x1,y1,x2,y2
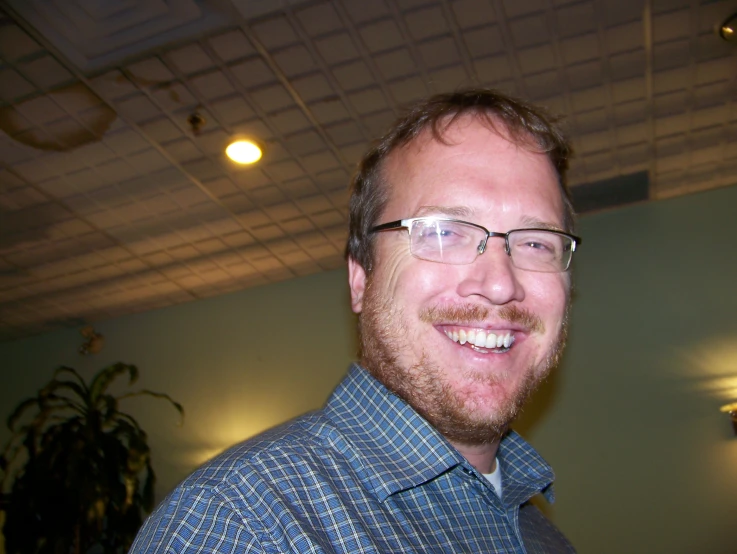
[{"x1": 347, "y1": 256, "x2": 367, "y2": 314}]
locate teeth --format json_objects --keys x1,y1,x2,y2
[{"x1": 443, "y1": 328, "x2": 515, "y2": 351}]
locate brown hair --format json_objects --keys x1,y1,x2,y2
[{"x1": 346, "y1": 88, "x2": 574, "y2": 272}]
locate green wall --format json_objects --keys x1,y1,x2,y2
[{"x1": 2, "y1": 184, "x2": 737, "y2": 553}]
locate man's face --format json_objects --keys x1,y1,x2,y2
[{"x1": 348, "y1": 117, "x2": 570, "y2": 445}]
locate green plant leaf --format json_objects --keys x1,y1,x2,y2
[
  {"x1": 89, "y1": 362, "x2": 139, "y2": 404},
  {"x1": 117, "y1": 389, "x2": 184, "y2": 425}
]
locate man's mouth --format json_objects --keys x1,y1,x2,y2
[{"x1": 442, "y1": 327, "x2": 515, "y2": 352}]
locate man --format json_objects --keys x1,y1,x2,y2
[{"x1": 131, "y1": 89, "x2": 581, "y2": 553}]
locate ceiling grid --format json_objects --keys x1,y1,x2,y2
[{"x1": 0, "y1": 0, "x2": 735, "y2": 340}]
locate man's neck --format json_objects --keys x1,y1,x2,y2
[{"x1": 450, "y1": 440, "x2": 500, "y2": 474}]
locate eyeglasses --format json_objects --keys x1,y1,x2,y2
[{"x1": 370, "y1": 217, "x2": 582, "y2": 273}]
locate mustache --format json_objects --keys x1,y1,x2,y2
[{"x1": 419, "y1": 304, "x2": 544, "y2": 334}]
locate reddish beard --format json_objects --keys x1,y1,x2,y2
[{"x1": 358, "y1": 278, "x2": 568, "y2": 446}]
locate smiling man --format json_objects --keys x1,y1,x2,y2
[{"x1": 131, "y1": 90, "x2": 580, "y2": 553}]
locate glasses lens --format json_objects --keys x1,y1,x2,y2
[
  {"x1": 508, "y1": 230, "x2": 574, "y2": 272},
  {"x1": 409, "y1": 219, "x2": 485, "y2": 264}
]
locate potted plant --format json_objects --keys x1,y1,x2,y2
[{"x1": 0, "y1": 362, "x2": 183, "y2": 554}]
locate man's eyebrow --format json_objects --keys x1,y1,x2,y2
[
  {"x1": 519, "y1": 215, "x2": 564, "y2": 231},
  {"x1": 414, "y1": 205, "x2": 474, "y2": 218}
]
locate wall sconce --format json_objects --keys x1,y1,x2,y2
[
  {"x1": 720, "y1": 402, "x2": 737, "y2": 434},
  {"x1": 79, "y1": 325, "x2": 105, "y2": 355}
]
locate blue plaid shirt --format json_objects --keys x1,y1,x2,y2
[{"x1": 131, "y1": 364, "x2": 575, "y2": 553}]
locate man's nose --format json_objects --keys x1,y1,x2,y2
[{"x1": 455, "y1": 238, "x2": 525, "y2": 305}]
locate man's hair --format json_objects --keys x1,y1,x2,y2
[{"x1": 346, "y1": 88, "x2": 575, "y2": 272}]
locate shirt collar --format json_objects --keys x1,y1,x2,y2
[{"x1": 324, "y1": 364, "x2": 555, "y2": 505}]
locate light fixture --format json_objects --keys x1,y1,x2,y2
[
  {"x1": 226, "y1": 139, "x2": 263, "y2": 164},
  {"x1": 718, "y1": 11, "x2": 737, "y2": 42},
  {"x1": 720, "y1": 402, "x2": 737, "y2": 434}
]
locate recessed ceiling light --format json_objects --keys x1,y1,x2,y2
[
  {"x1": 718, "y1": 12, "x2": 736, "y2": 42},
  {"x1": 226, "y1": 139, "x2": 263, "y2": 164}
]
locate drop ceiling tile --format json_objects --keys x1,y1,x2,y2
[
  {"x1": 190, "y1": 69, "x2": 236, "y2": 100},
  {"x1": 0, "y1": 24, "x2": 43, "y2": 61},
  {"x1": 555, "y1": 2, "x2": 596, "y2": 38},
  {"x1": 524, "y1": 70, "x2": 564, "y2": 100},
  {"x1": 518, "y1": 44, "x2": 557, "y2": 75},
  {"x1": 608, "y1": 49, "x2": 646, "y2": 81},
  {"x1": 166, "y1": 44, "x2": 215, "y2": 75},
  {"x1": 405, "y1": 6, "x2": 449, "y2": 41},
  {"x1": 696, "y1": 57, "x2": 733, "y2": 86},
  {"x1": 281, "y1": 216, "x2": 315, "y2": 234},
  {"x1": 325, "y1": 120, "x2": 365, "y2": 146},
  {"x1": 14, "y1": 95, "x2": 67, "y2": 125},
  {"x1": 250, "y1": 84, "x2": 295, "y2": 113},
  {"x1": 612, "y1": 77, "x2": 646, "y2": 104},
  {"x1": 115, "y1": 94, "x2": 161, "y2": 124},
  {"x1": 104, "y1": 128, "x2": 150, "y2": 156},
  {"x1": 463, "y1": 26, "x2": 505, "y2": 59},
  {"x1": 127, "y1": 148, "x2": 171, "y2": 173},
  {"x1": 601, "y1": 0, "x2": 642, "y2": 26},
  {"x1": 653, "y1": 39, "x2": 691, "y2": 72},
  {"x1": 150, "y1": 81, "x2": 198, "y2": 112},
  {"x1": 302, "y1": 151, "x2": 340, "y2": 174},
  {"x1": 510, "y1": 14, "x2": 550, "y2": 49},
  {"x1": 268, "y1": 108, "x2": 311, "y2": 135},
  {"x1": 0, "y1": 68, "x2": 36, "y2": 102},
  {"x1": 210, "y1": 95, "x2": 255, "y2": 125},
  {"x1": 291, "y1": 72, "x2": 335, "y2": 102},
  {"x1": 284, "y1": 129, "x2": 327, "y2": 156},
  {"x1": 127, "y1": 57, "x2": 176, "y2": 84},
  {"x1": 208, "y1": 29, "x2": 255, "y2": 62},
  {"x1": 332, "y1": 60, "x2": 375, "y2": 91},
  {"x1": 347, "y1": 87, "x2": 389, "y2": 115},
  {"x1": 181, "y1": 157, "x2": 224, "y2": 181},
  {"x1": 691, "y1": 105, "x2": 725, "y2": 130},
  {"x1": 388, "y1": 75, "x2": 428, "y2": 103},
  {"x1": 251, "y1": 15, "x2": 300, "y2": 49},
  {"x1": 655, "y1": 112, "x2": 688, "y2": 137},
  {"x1": 474, "y1": 55, "x2": 513, "y2": 84},
  {"x1": 264, "y1": 159, "x2": 305, "y2": 182},
  {"x1": 566, "y1": 60, "x2": 605, "y2": 91},
  {"x1": 273, "y1": 44, "x2": 317, "y2": 77},
  {"x1": 161, "y1": 138, "x2": 202, "y2": 163},
  {"x1": 419, "y1": 36, "x2": 461, "y2": 70},
  {"x1": 309, "y1": 97, "x2": 351, "y2": 125},
  {"x1": 451, "y1": 0, "x2": 497, "y2": 29},
  {"x1": 606, "y1": 21, "x2": 643, "y2": 53},
  {"x1": 652, "y1": 9, "x2": 690, "y2": 43},
  {"x1": 359, "y1": 19, "x2": 405, "y2": 53},
  {"x1": 18, "y1": 55, "x2": 74, "y2": 89},
  {"x1": 561, "y1": 33, "x2": 600, "y2": 65},
  {"x1": 375, "y1": 48, "x2": 417, "y2": 80},
  {"x1": 315, "y1": 33, "x2": 360, "y2": 65},
  {"x1": 281, "y1": 176, "x2": 320, "y2": 198},
  {"x1": 343, "y1": 0, "x2": 391, "y2": 23},
  {"x1": 296, "y1": 2, "x2": 343, "y2": 36},
  {"x1": 652, "y1": 66, "x2": 690, "y2": 95},
  {"x1": 140, "y1": 117, "x2": 185, "y2": 143},
  {"x1": 694, "y1": 81, "x2": 730, "y2": 109}
]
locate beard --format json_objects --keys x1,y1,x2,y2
[{"x1": 358, "y1": 277, "x2": 569, "y2": 447}]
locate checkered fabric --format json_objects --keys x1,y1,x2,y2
[{"x1": 130, "y1": 364, "x2": 575, "y2": 553}]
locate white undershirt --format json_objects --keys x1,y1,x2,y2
[{"x1": 482, "y1": 458, "x2": 502, "y2": 499}]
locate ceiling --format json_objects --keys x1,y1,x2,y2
[{"x1": 0, "y1": 0, "x2": 735, "y2": 341}]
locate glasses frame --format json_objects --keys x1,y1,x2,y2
[{"x1": 369, "y1": 217, "x2": 583, "y2": 272}]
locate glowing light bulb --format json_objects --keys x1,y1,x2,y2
[{"x1": 226, "y1": 140, "x2": 262, "y2": 164}]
